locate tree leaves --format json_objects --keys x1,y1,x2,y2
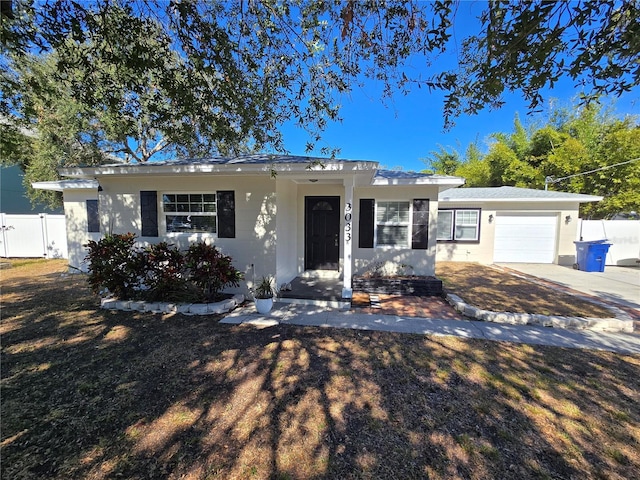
[
  {"x1": 426, "y1": 102, "x2": 640, "y2": 218},
  {"x1": 3, "y1": 0, "x2": 456, "y2": 160},
  {"x1": 1, "y1": 0, "x2": 638, "y2": 176},
  {"x1": 434, "y1": 0, "x2": 640, "y2": 127}
]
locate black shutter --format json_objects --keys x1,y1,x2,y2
[
  {"x1": 86, "y1": 199, "x2": 99, "y2": 233},
  {"x1": 411, "y1": 199, "x2": 429, "y2": 249},
  {"x1": 140, "y1": 191, "x2": 158, "y2": 237},
  {"x1": 217, "y1": 191, "x2": 235, "y2": 238},
  {"x1": 359, "y1": 199, "x2": 375, "y2": 248}
]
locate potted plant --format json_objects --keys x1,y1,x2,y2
[{"x1": 254, "y1": 275, "x2": 276, "y2": 314}]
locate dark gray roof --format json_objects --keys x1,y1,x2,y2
[
  {"x1": 439, "y1": 186, "x2": 601, "y2": 202},
  {"x1": 104, "y1": 154, "x2": 375, "y2": 167}
]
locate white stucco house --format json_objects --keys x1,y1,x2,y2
[
  {"x1": 435, "y1": 186, "x2": 602, "y2": 265},
  {"x1": 33, "y1": 155, "x2": 464, "y2": 298},
  {"x1": 33, "y1": 155, "x2": 603, "y2": 299}
]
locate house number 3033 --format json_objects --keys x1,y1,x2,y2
[{"x1": 344, "y1": 203, "x2": 352, "y2": 242}]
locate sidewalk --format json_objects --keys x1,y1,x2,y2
[{"x1": 221, "y1": 302, "x2": 640, "y2": 355}]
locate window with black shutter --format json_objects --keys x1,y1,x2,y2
[
  {"x1": 376, "y1": 201, "x2": 411, "y2": 247},
  {"x1": 358, "y1": 199, "x2": 374, "y2": 248},
  {"x1": 217, "y1": 191, "x2": 236, "y2": 238},
  {"x1": 162, "y1": 193, "x2": 217, "y2": 233},
  {"x1": 157, "y1": 190, "x2": 235, "y2": 238},
  {"x1": 140, "y1": 191, "x2": 158, "y2": 237},
  {"x1": 411, "y1": 199, "x2": 429, "y2": 249},
  {"x1": 86, "y1": 199, "x2": 99, "y2": 233}
]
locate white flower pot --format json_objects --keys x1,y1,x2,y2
[{"x1": 255, "y1": 297, "x2": 273, "y2": 314}]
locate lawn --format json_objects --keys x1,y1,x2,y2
[
  {"x1": 2, "y1": 259, "x2": 639, "y2": 479},
  {"x1": 436, "y1": 262, "x2": 614, "y2": 318}
]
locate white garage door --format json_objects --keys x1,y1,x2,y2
[{"x1": 494, "y1": 214, "x2": 558, "y2": 263}]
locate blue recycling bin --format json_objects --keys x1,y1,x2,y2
[{"x1": 574, "y1": 240, "x2": 612, "y2": 272}]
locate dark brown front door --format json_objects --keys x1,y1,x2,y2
[{"x1": 305, "y1": 196, "x2": 340, "y2": 270}]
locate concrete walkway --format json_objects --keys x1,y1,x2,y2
[
  {"x1": 498, "y1": 264, "x2": 640, "y2": 312},
  {"x1": 222, "y1": 302, "x2": 640, "y2": 355}
]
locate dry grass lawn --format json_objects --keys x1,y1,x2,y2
[
  {"x1": 2, "y1": 259, "x2": 639, "y2": 479},
  {"x1": 436, "y1": 262, "x2": 614, "y2": 318}
]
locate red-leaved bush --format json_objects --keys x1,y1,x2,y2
[{"x1": 85, "y1": 234, "x2": 243, "y2": 302}]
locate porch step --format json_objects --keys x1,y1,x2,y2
[
  {"x1": 278, "y1": 274, "x2": 348, "y2": 308},
  {"x1": 299, "y1": 269, "x2": 342, "y2": 280},
  {"x1": 279, "y1": 297, "x2": 351, "y2": 309}
]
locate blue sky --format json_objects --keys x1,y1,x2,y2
[
  {"x1": 279, "y1": 2, "x2": 640, "y2": 173},
  {"x1": 280, "y1": 76, "x2": 640, "y2": 174}
]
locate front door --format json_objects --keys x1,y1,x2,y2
[{"x1": 305, "y1": 196, "x2": 340, "y2": 270}]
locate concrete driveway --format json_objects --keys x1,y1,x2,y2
[{"x1": 497, "y1": 263, "x2": 640, "y2": 312}]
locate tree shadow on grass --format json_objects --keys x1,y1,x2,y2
[{"x1": 2, "y1": 270, "x2": 640, "y2": 479}]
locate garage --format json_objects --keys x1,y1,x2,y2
[
  {"x1": 494, "y1": 214, "x2": 558, "y2": 263},
  {"x1": 436, "y1": 186, "x2": 603, "y2": 266}
]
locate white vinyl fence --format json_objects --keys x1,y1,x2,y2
[
  {"x1": 0, "y1": 213, "x2": 68, "y2": 259},
  {"x1": 578, "y1": 219, "x2": 640, "y2": 266}
]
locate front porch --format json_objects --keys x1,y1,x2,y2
[
  {"x1": 277, "y1": 272, "x2": 445, "y2": 310},
  {"x1": 278, "y1": 272, "x2": 348, "y2": 308}
]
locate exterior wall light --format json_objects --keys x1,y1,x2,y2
[
  {"x1": 565, "y1": 215, "x2": 572, "y2": 224},
  {"x1": 488, "y1": 214, "x2": 494, "y2": 223}
]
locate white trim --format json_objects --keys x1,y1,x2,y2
[
  {"x1": 59, "y1": 161, "x2": 378, "y2": 178},
  {"x1": 373, "y1": 176, "x2": 465, "y2": 187},
  {"x1": 342, "y1": 178, "x2": 354, "y2": 299},
  {"x1": 32, "y1": 179, "x2": 99, "y2": 191},
  {"x1": 57, "y1": 161, "x2": 463, "y2": 189}
]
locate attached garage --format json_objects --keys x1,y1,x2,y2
[
  {"x1": 493, "y1": 214, "x2": 557, "y2": 263},
  {"x1": 436, "y1": 186, "x2": 602, "y2": 266}
]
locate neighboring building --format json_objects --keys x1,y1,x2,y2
[
  {"x1": 33, "y1": 155, "x2": 464, "y2": 298},
  {"x1": 1, "y1": 165, "x2": 67, "y2": 258},
  {"x1": 1, "y1": 165, "x2": 63, "y2": 214},
  {"x1": 436, "y1": 186, "x2": 602, "y2": 265}
]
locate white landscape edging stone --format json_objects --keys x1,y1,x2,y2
[
  {"x1": 445, "y1": 293, "x2": 633, "y2": 333},
  {"x1": 100, "y1": 294, "x2": 245, "y2": 316}
]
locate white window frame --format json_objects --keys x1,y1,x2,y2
[
  {"x1": 162, "y1": 192, "x2": 218, "y2": 235},
  {"x1": 436, "y1": 210, "x2": 454, "y2": 241},
  {"x1": 437, "y1": 209, "x2": 481, "y2": 242},
  {"x1": 374, "y1": 200, "x2": 412, "y2": 248}
]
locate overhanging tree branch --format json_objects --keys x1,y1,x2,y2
[{"x1": 2, "y1": 0, "x2": 638, "y2": 167}]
